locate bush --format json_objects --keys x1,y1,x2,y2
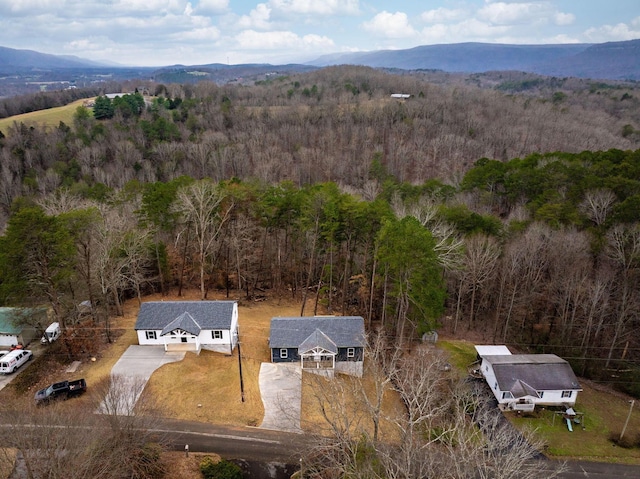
[
  {"x1": 608, "y1": 431, "x2": 638, "y2": 449},
  {"x1": 132, "y1": 442, "x2": 167, "y2": 479},
  {"x1": 199, "y1": 457, "x2": 243, "y2": 479}
]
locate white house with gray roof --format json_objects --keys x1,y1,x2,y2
[
  {"x1": 475, "y1": 345, "x2": 582, "y2": 411},
  {"x1": 134, "y1": 301, "x2": 238, "y2": 354},
  {"x1": 269, "y1": 316, "x2": 365, "y2": 377}
]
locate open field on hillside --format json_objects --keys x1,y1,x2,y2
[
  {"x1": 0, "y1": 99, "x2": 90, "y2": 133},
  {"x1": 441, "y1": 339, "x2": 640, "y2": 464}
]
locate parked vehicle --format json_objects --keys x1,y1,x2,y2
[
  {"x1": 34, "y1": 378, "x2": 87, "y2": 404},
  {"x1": 41, "y1": 322, "x2": 61, "y2": 344},
  {"x1": 0, "y1": 349, "x2": 33, "y2": 374}
]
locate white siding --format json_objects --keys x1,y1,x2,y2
[
  {"x1": 136, "y1": 303, "x2": 239, "y2": 354},
  {"x1": 0, "y1": 334, "x2": 20, "y2": 348},
  {"x1": 480, "y1": 358, "x2": 579, "y2": 408},
  {"x1": 137, "y1": 330, "x2": 164, "y2": 346}
]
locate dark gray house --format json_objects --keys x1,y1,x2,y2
[{"x1": 269, "y1": 316, "x2": 365, "y2": 377}]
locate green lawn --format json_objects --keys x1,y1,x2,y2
[
  {"x1": 439, "y1": 339, "x2": 640, "y2": 463},
  {"x1": 0, "y1": 99, "x2": 90, "y2": 134}
]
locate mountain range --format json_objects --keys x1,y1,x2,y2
[
  {"x1": 1, "y1": 39, "x2": 639, "y2": 83},
  {"x1": 308, "y1": 40, "x2": 640, "y2": 80}
]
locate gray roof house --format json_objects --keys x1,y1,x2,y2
[
  {"x1": 269, "y1": 316, "x2": 365, "y2": 377},
  {"x1": 476, "y1": 345, "x2": 582, "y2": 411},
  {"x1": 134, "y1": 301, "x2": 238, "y2": 354}
]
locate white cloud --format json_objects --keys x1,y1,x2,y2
[
  {"x1": 195, "y1": 0, "x2": 228, "y2": 15},
  {"x1": 237, "y1": 3, "x2": 272, "y2": 30},
  {"x1": 418, "y1": 18, "x2": 512, "y2": 43},
  {"x1": 546, "y1": 34, "x2": 580, "y2": 44},
  {"x1": 268, "y1": 0, "x2": 359, "y2": 16},
  {"x1": 172, "y1": 25, "x2": 220, "y2": 40},
  {"x1": 235, "y1": 29, "x2": 332, "y2": 50},
  {"x1": 554, "y1": 12, "x2": 574, "y2": 26},
  {"x1": 421, "y1": 8, "x2": 467, "y2": 24},
  {"x1": 478, "y1": 2, "x2": 543, "y2": 25},
  {"x1": 362, "y1": 11, "x2": 417, "y2": 39},
  {"x1": 584, "y1": 22, "x2": 640, "y2": 42}
]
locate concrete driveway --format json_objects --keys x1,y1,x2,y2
[
  {"x1": 99, "y1": 345, "x2": 185, "y2": 415},
  {"x1": 258, "y1": 362, "x2": 302, "y2": 433}
]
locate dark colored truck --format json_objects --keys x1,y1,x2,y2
[{"x1": 34, "y1": 378, "x2": 87, "y2": 404}]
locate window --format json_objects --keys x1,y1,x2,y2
[
  {"x1": 347, "y1": 347, "x2": 355, "y2": 358},
  {"x1": 494, "y1": 382, "x2": 498, "y2": 390},
  {"x1": 280, "y1": 349, "x2": 288, "y2": 359},
  {"x1": 537, "y1": 391, "x2": 544, "y2": 398},
  {"x1": 502, "y1": 392, "x2": 513, "y2": 400},
  {"x1": 145, "y1": 331, "x2": 157, "y2": 340},
  {"x1": 561, "y1": 390, "x2": 572, "y2": 398},
  {"x1": 212, "y1": 330, "x2": 223, "y2": 340}
]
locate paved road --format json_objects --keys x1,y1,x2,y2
[
  {"x1": 1, "y1": 414, "x2": 638, "y2": 477},
  {"x1": 153, "y1": 417, "x2": 311, "y2": 463},
  {"x1": 149, "y1": 419, "x2": 640, "y2": 478}
]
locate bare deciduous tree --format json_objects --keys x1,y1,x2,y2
[{"x1": 172, "y1": 179, "x2": 233, "y2": 300}]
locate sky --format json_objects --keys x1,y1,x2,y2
[{"x1": 0, "y1": 0, "x2": 639, "y2": 67}]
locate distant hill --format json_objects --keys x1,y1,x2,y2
[
  {"x1": 0, "y1": 46, "x2": 106, "y2": 70},
  {"x1": 309, "y1": 40, "x2": 640, "y2": 80}
]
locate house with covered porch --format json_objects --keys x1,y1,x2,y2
[
  {"x1": 134, "y1": 301, "x2": 238, "y2": 354},
  {"x1": 475, "y1": 345, "x2": 582, "y2": 412},
  {"x1": 269, "y1": 316, "x2": 365, "y2": 377}
]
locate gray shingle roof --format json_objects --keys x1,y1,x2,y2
[
  {"x1": 299, "y1": 329, "x2": 337, "y2": 354},
  {"x1": 160, "y1": 312, "x2": 201, "y2": 336},
  {"x1": 485, "y1": 354, "x2": 581, "y2": 391},
  {"x1": 135, "y1": 301, "x2": 236, "y2": 331},
  {"x1": 269, "y1": 316, "x2": 365, "y2": 349}
]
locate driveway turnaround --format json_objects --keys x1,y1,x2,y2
[
  {"x1": 99, "y1": 345, "x2": 185, "y2": 415},
  {"x1": 258, "y1": 362, "x2": 302, "y2": 433}
]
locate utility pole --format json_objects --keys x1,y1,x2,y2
[
  {"x1": 620, "y1": 399, "x2": 634, "y2": 441},
  {"x1": 237, "y1": 330, "x2": 245, "y2": 402}
]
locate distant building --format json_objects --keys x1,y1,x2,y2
[{"x1": 391, "y1": 93, "x2": 411, "y2": 99}]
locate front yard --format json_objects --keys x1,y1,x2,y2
[{"x1": 441, "y1": 339, "x2": 640, "y2": 464}]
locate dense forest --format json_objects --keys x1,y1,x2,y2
[{"x1": 0, "y1": 66, "x2": 639, "y2": 397}]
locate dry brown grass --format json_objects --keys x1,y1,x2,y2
[
  {"x1": 0, "y1": 99, "x2": 90, "y2": 134},
  {"x1": 162, "y1": 451, "x2": 220, "y2": 479},
  {"x1": 142, "y1": 291, "x2": 304, "y2": 425},
  {"x1": 300, "y1": 364, "x2": 405, "y2": 441},
  {"x1": 0, "y1": 449, "x2": 17, "y2": 479}
]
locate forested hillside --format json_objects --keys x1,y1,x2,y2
[{"x1": 0, "y1": 66, "x2": 639, "y2": 395}]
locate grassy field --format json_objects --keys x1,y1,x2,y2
[
  {"x1": 440, "y1": 339, "x2": 640, "y2": 463},
  {"x1": 0, "y1": 99, "x2": 90, "y2": 134}
]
